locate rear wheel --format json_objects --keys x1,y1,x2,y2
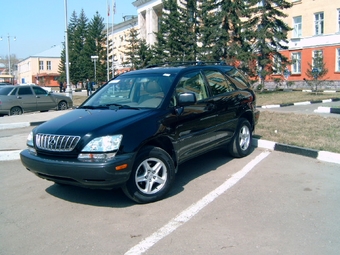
[
  {"x1": 123, "y1": 146, "x2": 175, "y2": 203},
  {"x1": 10, "y1": 106, "x2": 23, "y2": 115},
  {"x1": 229, "y1": 118, "x2": 252, "y2": 158},
  {"x1": 58, "y1": 101, "x2": 68, "y2": 110}
]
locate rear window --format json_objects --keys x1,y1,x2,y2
[
  {"x1": 225, "y1": 69, "x2": 250, "y2": 89},
  {"x1": 0, "y1": 87, "x2": 14, "y2": 95}
]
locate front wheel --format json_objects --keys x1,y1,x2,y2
[
  {"x1": 228, "y1": 118, "x2": 252, "y2": 158},
  {"x1": 123, "y1": 146, "x2": 175, "y2": 203},
  {"x1": 57, "y1": 101, "x2": 68, "y2": 110}
]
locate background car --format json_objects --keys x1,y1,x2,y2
[
  {"x1": 0, "y1": 82, "x2": 12, "y2": 86},
  {"x1": 0, "y1": 84, "x2": 73, "y2": 116}
]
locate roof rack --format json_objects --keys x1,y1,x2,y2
[{"x1": 146, "y1": 61, "x2": 227, "y2": 68}]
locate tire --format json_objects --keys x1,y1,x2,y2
[
  {"x1": 123, "y1": 146, "x2": 175, "y2": 203},
  {"x1": 58, "y1": 101, "x2": 68, "y2": 110},
  {"x1": 228, "y1": 118, "x2": 252, "y2": 158},
  {"x1": 10, "y1": 106, "x2": 23, "y2": 115}
]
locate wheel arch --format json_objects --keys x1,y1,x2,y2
[
  {"x1": 10, "y1": 106, "x2": 23, "y2": 115},
  {"x1": 239, "y1": 110, "x2": 255, "y2": 131},
  {"x1": 138, "y1": 135, "x2": 178, "y2": 171}
]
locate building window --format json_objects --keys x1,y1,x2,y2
[
  {"x1": 314, "y1": 12, "x2": 324, "y2": 35},
  {"x1": 312, "y1": 50, "x2": 323, "y2": 68},
  {"x1": 291, "y1": 52, "x2": 301, "y2": 74},
  {"x1": 47, "y1": 61, "x2": 52, "y2": 70},
  {"x1": 293, "y1": 16, "x2": 302, "y2": 38},
  {"x1": 336, "y1": 48, "x2": 340, "y2": 72},
  {"x1": 39, "y1": 61, "x2": 44, "y2": 71},
  {"x1": 273, "y1": 55, "x2": 281, "y2": 74},
  {"x1": 338, "y1": 9, "x2": 340, "y2": 33}
]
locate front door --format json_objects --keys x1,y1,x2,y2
[{"x1": 173, "y1": 70, "x2": 218, "y2": 161}]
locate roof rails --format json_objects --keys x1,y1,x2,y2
[{"x1": 146, "y1": 61, "x2": 227, "y2": 68}]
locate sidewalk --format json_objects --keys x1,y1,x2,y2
[{"x1": 0, "y1": 110, "x2": 71, "y2": 130}]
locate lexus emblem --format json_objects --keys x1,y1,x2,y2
[{"x1": 48, "y1": 137, "x2": 56, "y2": 147}]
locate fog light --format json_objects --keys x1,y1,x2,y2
[{"x1": 28, "y1": 147, "x2": 37, "y2": 155}]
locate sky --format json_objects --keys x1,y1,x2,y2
[{"x1": 0, "y1": 0, "x2": 137, "y2": 60}]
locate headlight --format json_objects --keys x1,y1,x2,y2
[
  {"x1": 78, "y1": 135, "x2": 123, "y2": 162},
  {"x1": 81, "y1": 135, "x2": 123, "y2": 152},
  {"x1": 27, "y1": 132, "x2": 34, "y2": 147},
  {"x1": 26, "y1": 131, "x2": 37, "y2": 155}
]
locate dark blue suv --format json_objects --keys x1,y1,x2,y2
[{"x1": 20, "y1": 63, "x2": 259, "y2": 203}]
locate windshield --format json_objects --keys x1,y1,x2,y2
[{"x1": 82, "y1": 73, "x2": 174, "y2": 109}]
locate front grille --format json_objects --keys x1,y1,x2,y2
[{"x1": 35, "y1": 133, "x2": 81, "y2": 152}]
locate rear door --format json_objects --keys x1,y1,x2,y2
[
  {"x1": 202, "y1": 69, "x2": 239, "y2": 144},
  {"x1": 32, "y1": 86, "x2": 56, "y2": 110}
]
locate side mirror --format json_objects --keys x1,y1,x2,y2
[{"x1": 178, "y1": 92, "x2": 196, "y2": 106}]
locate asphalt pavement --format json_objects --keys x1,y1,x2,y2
[{"x1": 0, "y1": 99, "x2": 340, "y2": 164}]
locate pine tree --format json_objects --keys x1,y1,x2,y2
[
  {"x1": 84, "y1": 12, "x2": 107, "y2": 83},
  {"x1": 199, "y1": 0, "x2": 227, "y2": 61},
  {"x1": 124, "y1": 28, "x2": 153, "y2": 69},
  {"x1": 123, "y1": 28, "x2": 141, "y2": 70},
  {"x1": 71, "y1": 9, "x2": 89, "y2": 84},
  {"x1": 153, "y1": 0, "x2": 185, "y2": 63},
  {"x1": 178, "y1": 0, "x2": 200, "y2": 61},
  {"x1": 245, "y1": 0, "x2": 292, "y2": 89},
  {"x1": 199, "y1": 0, "x2": 256, "y2": 74},
  {"x1": 305, "y1": 52, "x2": 328, "y2": 92},
  {"x1": 59, "y1": 10, "x2": 79, "y2": 83}
]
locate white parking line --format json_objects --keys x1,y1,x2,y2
[{"x1": 124, "y1": 150, "x2": 271, "y2": 255}]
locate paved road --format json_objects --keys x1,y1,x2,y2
[
  {"x1": 1, "y1": 149, "x2": 339, "y2": 255},
  {"x1": 259, "y1": 100, "x2": 340, "y2": 118}
]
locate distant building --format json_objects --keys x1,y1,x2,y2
[
  {"x1": 130, "y1": 0, "x2": 340, "y2": 88},
  {"x1": 107, "y1": 15, "x2": 138, "y2": 75},
  {"x1": 17, "y1": 45, "x2": 62, "y2": 86},
  {"x1": 278, "y1": 0, "x2": 340, "y2": 86}
]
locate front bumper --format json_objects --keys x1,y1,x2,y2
[{"x1": 20, "y1": 149, "x2": 133, "y2": 189}]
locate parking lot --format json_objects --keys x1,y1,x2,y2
[{"x1": 1, "y1": 147, "x2": 340, "y2": 254}]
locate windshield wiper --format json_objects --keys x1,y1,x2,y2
[
  {"x1": 104, "y1": 103, "x2": 140, "y2": 110},
  {"x1": 79, "y1": 104, "x2": 139, "y2": 110}
]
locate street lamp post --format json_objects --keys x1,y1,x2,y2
[
  {"x1": 64, "y1": 0, "x2": 72, "y2": 99},
  {"x1": 0, "y1": 34, "x2": 16, "y2": 77},
  {"x1": 91, "y1": 55, "x2": 98, "y2": 85}
]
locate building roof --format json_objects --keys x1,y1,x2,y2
[{"x1": 31, "y1": 45, "x2": 62, "y2": 58}]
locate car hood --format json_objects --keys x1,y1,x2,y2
[{"x1": 34, "y1": 108, "x2": 155, "y2": 136}]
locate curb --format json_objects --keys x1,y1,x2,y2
[
  {"x1": 257, "y1": 98, "x2": 340, "y2": 114},
  {"x1": 0, "y1": 121, "x2": 44, "y2": 130},
  {"x1": 252, "y1": 139, "x2": 340, "y2": 165}
]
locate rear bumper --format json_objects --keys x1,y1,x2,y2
[{"x1": 254, "y1": 109, "x2": 260, "y2": 126}]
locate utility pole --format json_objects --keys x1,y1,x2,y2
[{"x1": 64, "y1": 0, "x2": 72, "y2": 99}]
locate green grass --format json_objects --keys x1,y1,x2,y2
[
  {"x1": 256, "y1": 91, "x2": 339, "y2": 106},
  {"x1": 255, "y1": 91, "x2": 340, "y2": 153}
]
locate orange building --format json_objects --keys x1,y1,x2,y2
[{"x1": 272, "y1": 0, "x2": 340, "y2": 89}]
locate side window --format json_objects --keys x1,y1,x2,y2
[
  {"x1": 9, "y1": 87, "x2": 18, "y2": 96},
  {"x1": 18, "y1": 87, "x2": 33, "y2": 95},
  {"x1": 203, "y1": 70, "x2": 236, "y2": 96},
  {"x1": 32, "y1": 86, "x2": 48, "y2": 95},
  {"x1": 176, "y1": 71, "x2": 208, "y2": 101}
]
